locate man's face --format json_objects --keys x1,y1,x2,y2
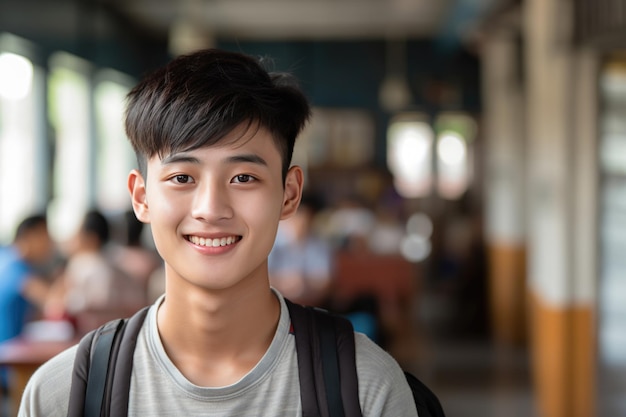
[
  {"x1": 27, "y1": 224, "x2": 53, "y2": 264},
  {"x1": 128, "y1": 125, "x2": 302, "y2": 292}
]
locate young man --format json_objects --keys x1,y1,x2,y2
[{"x1": 18, "y1": 48, "x2": 418, "y2": 416}]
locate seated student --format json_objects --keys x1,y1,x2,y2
[
  {"x1": 18, "y1": 49, "x2": 418, "y2": 416},
  {"x1": 268, "y1": 191, "x2": 334, "y2": 307},
  {"x1": 108, "y1": 209, "x2": 162, "y2": 298},
  {"x1": 0, "y1": 214, "x2": 54, "y2": 392},
  {"x1": 45, "y1": 209, "x2": 146, "y2": 335}
]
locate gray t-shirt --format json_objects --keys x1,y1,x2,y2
[{"x1": 18, "y1": 293, "x2": 418, "y2": 416}]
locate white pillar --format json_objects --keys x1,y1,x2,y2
[
  {"x1": 524, "y1": 0, "x2": 573, "y2": 307},
  {"x1": 523, "y1": 0, "x2": 597, "y2": 415},
  {"x1": 482, "y1": 26, "x2": 528, "y2": 346}
]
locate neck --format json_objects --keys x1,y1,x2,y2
[{"x1": 155, "y1": 275, "x2": 280, "y2": 386}]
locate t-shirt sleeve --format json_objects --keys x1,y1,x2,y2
[
  {"x1": 17, "y1": 345, "x2": 76, "y2": 417},
  {"x1": 354, "y1": 333, "x2": 419, "y2": 416}
]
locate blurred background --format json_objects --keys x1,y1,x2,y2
[{"x1": 0, "y1": 0, "x2": 624, "y2": 416}]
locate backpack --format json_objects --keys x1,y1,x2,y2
[{"x1": 67, "y1": 299, "x2": 445, "y2": 417}]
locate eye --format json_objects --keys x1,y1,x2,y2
[
  {"x1": 172, "y1": 174, "x2": 193, "y2": 184},
  {"x1": 232, "y1": 174, "x2": 255, "y2": 183}
]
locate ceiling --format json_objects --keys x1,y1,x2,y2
[{"x1": 105, "y1": 0, "x2": 504, "y2": 47}]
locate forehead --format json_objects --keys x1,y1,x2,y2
[{"x1": 153, "y1": 124, "x2": 281, "y2": 164}]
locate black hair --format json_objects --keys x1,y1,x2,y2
[
  {"x1": 124, "y1": 48, "x2": 311, "y2": 180},
  {"x1": 14, "y1": 213, "x2": 47, "y2": 242},
  {"x1": 81, "y1": 209, "x2": 110, "y2": 246},
  {"x1": 124, "y1": 209, "x2": 144, "y2": 247}
]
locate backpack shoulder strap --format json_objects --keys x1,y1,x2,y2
[
  {"x1": 404, "y1": 371, "x2": 446, "y2": 417},
  {"x1": 108, "y1": 306, "x2": 150, "y2": 416},
  {"x1": 67, "y1": 306, "x2": 150, "y2": 417},
  {"x1": 67, "y1": 325, "x2": 97, "y2": 417},
  {"x1": 285, "y1": 298, "x2": 362, "y2": 417}
]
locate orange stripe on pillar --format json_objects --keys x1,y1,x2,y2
[
  {"x1": 529, "y1": 290, "x2": 596, "y2": 417},
  {"x1": 487, "y1": 243, "x2": 527, "y2": 347}
]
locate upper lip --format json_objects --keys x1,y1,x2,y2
[{"x1": 185, "y1": 232, "x2": 240, "y2": 239}]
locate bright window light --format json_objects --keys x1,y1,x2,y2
[
  {"x1": 0, "y1": 53, "x2": 41, "y2": 244},
  {"x1": 387, "y1": 113, "x2": 433, "y2": 198},
  {"x1": 94, "y1": 72, "x2": 135, "y2": 211},
  {"x1": 437, "y1": 132, "x2": 466, "y2": 165},
  {"x1": 0, "y1": 52, "x2": 33, "y2": 100},
  {"x1": 435, "y1": 113, "x2": 475, "y2": 200},
  {"x1": 47, "y1": 53, "x2": 92, "y2": 242}
]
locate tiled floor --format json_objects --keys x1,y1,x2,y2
[
  {"x1": 391, "y1": 290, "x2": 540, "y2": 417},
  {"x1": 396, "y1": 295, "x2": 626, "y2": 417},
  {"x1": 599, "y1": 363, "x2": 626, "y2": 417},
  {"x1": 418, "y1": 339, "x2": 539, "y2": 417}
]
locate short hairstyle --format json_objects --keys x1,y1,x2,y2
[
  {"x1": 14, "y1": 214, "x2": 47, "y2": 242},
  {"x1": 124, "y1": 48, "x2": 311, "y2": 180},
  {"x1": 81, "y1": 209, "x2": 110, "y2": 246}
]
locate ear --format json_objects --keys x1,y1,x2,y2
[
  {"x1": 280, "y1": 166, "x2": 304, "y2": 220},
  {"x1": 128, "y1": 169, "x2": 150, "y2": 223}
]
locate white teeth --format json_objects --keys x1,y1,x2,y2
[{"x1": 189, "y1": 235, "x2": 238, "y2": 247}]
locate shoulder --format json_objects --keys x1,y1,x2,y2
[
  {"x1": 0, "y1": 248, "x2": 28, "y2": 277},
  {"x1": 18, "y1": 344, "x2": 77, "y2": 416},
  {"x1": 353, "y1": 333, "x2": 418, "y2": 416},
  {"x1": 353, "y1": 332, "x2": 402, "y2": 381}
]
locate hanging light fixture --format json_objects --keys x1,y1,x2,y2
[{"x1": 378, "y1": 37, "x2": 412, "y2": 112}]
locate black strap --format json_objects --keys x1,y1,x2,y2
[
  {"x1": 285, "y1": 299, "x2": 362, "y2": 417},
  {"x1": 84, "y1": 319, "x2": 125, "y2": 417},
  {"x1": 318, "y1": 312, "x2": 344, "y2": 417},
  {"x1": 405, "y1": 371, "x2": 446, "y2": 417},
  {"x1": 285, "y1": 300, "x2": 324, "y2": 417},
  {"x1": 332, "y1": 313, "x2": 362, "y2": 417},
  {"x1": 109, "y1": 307, "x2": 150, "y2": 416},
  {"x1": 67, "y1": 330, "x2": 97, "y2": 417},
  {"x1": 67, "y1": 306, "x2": 150, "y2": 417}
]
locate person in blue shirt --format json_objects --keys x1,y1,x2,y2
[
  {"x1": 268, "y1": 192, "x2": 334, "y2": 307},
  {"x1": 0, "y1": 213, "x2": 54, "y2": 389}
]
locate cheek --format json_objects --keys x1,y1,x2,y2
[
  {"x1": 145, "y1": 191, "x2": 186, "y2": 244},
  {"x1": 245, "y1": 190, "x2": 284, "y2": 223},
  {"x1": 145, "y1": 185, "x2": 184, "y2": 219}
]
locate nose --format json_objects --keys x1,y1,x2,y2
[{"x1": 190, "y1": 182, "x2": 234, "y2": 222}]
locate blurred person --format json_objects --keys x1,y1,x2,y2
[
  {"x1": 0, "y1": 214, "x2": 54, "y2": 393},
  {"x1": 324, "y1": 194, "x2": 376, "y2": 252},
  {"x1": 108, "y1": 209, "x2": 162, "y2": 297},
  {"x1": 367, "y1": 203, "x2": 405, "y2": 255},
  {"x1": 19, "y1": 48, "x2": 419, "y2": 416},
  {"x1": 268, "y1": 191, "x2": 333, "y2": 306},
  {"x1": 45, "y1": 209, "x2": 146, "y2": 335}
]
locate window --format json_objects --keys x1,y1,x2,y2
[
  {"x1": 435, "y1": 112, "x2": 476, "y2": 200},
  {"x1": 47, "y1": 52, "x2": 92, "y2": 241},
  {"x1": 386, "y1": 113, "x2": 433, "y2": 198},
  {"x1": 94, "y1": 69, "x2": 136, "y2": 211},
  {"x1": 0, "y1": 34, "x2": 46, "y2": 244},
  {"x1": 386, "y1": 111, "x2": 475, "y2": 200}
]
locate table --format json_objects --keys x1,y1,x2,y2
[{"x1": 0, "y1": 338, "x2": 76, "y2": 416}]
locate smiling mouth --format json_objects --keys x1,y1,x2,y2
[{"x1": 187, "y1": 235, "x2": 241, "y2": 247}]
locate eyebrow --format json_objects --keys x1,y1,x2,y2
[
  {"x1": 226, "y1": 154, "x2": 268, "y2": 167},
  {"x1": 160, "y1": 154, "x2": 200, "y2": 166},
  {"x1": 160, "y1": 152, "x2": 268, "y2": 167}
]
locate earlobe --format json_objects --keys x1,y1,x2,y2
[
  {"x1": 128, "y1": 169, "x2": 150, "y2": 223},
  {"x1": 281, "y1": 166, "x2": 304, "y2": 220}
]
